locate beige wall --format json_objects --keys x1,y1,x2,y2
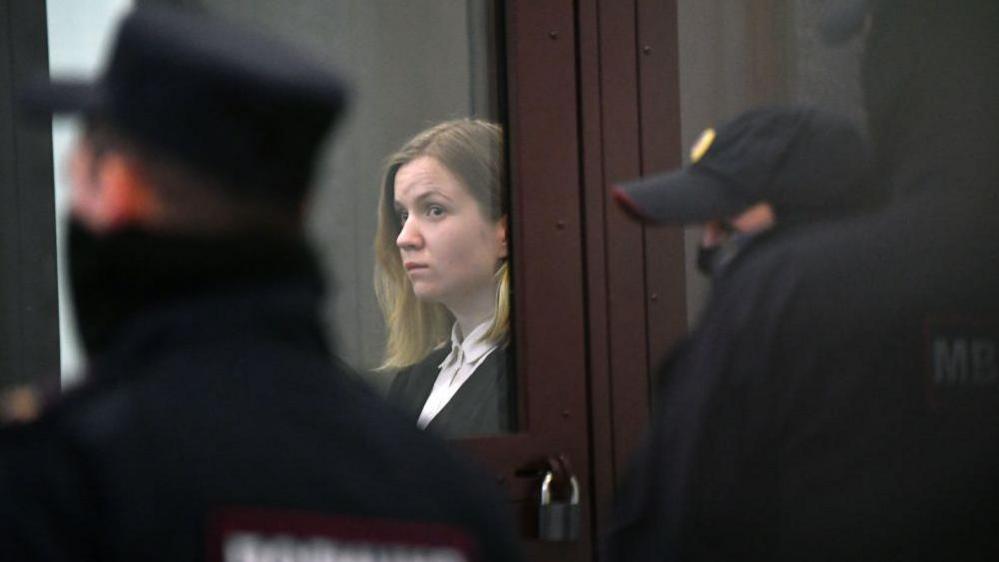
[{"x1": 201, "y1": 1, "x2": 496, "y2": 385}]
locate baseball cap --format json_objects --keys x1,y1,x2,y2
[{"x1": 612, "y1": 106, "x2": 874, "y2": 225}]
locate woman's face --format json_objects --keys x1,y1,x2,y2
[{"x1": 393, "y1": 155, "x2": 506, "y2": 313}]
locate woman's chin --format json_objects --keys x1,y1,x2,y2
[{"x1": 411, "y1": 285, "x2": 443, "y2": 303}]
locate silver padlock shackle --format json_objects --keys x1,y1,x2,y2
[{"x1": 539, "y1": 471, "x2": 580, "y2": 505}]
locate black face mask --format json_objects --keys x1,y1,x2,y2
[
  {"x1": 67, "y1": 218, "x2": 171, "y2": 357},
  {"x1": 68, "y1": 218, "x2": 121, "y2": 356},
  {"x1": 696, "y1": 244, "x2": 720, "y2": 277},
  {"x1": 696, "y1": 232, "x2": 757, "y2": 278},
  {"x1": 68, "y1": 218, "x2": 318, "y2": 360},
  {"x1": 696, "y1": 220, "x2": 736, "y2": 277}
]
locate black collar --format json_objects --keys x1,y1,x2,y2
[{"x1": 69, "y1": 222, "x2": 324, "y2": 359}]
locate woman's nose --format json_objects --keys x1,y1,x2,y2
[{"x1": 396, "y1": 216, "x2": 422, "y2": 249}]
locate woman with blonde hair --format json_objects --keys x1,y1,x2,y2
[{"x1": 375, "y1": 119, "x2": 512, "y2": 438}]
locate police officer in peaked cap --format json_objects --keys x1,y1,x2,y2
[
  {"x1": 607, "y1": 0, "x2": 999, "y2": 560},
  {"x1": 0, "y1": 6, "x2": 524, "y2": 562}
]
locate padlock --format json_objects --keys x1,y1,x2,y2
[{"x1": 537, "y1": 471, "x2": 581, "y2": 541}]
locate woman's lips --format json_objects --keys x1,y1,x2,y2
[{"x1": 404, "y1": 262, "x2": 428, "y2": 271}]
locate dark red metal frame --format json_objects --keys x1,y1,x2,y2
[
  {"x1": 462, "y1": 1, "x2": 592, "y2": 560},
  {"x1": 578, "y1": 0, "x2": 686, "y2": 541},
  {"x1": 457, "y1": 1, "x2": 687, "y2": 560}
]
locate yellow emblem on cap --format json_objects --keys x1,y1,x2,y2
[{"x1": 690, "y1": 127, "x2": 716, "y2": 163}]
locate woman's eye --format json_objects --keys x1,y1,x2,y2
[
  {"x1": 427, "y1": 205, "x2": 446, "y2": 217},
  {"x1": 397, "y1": 211, "x2": 408, "y2": 224}
]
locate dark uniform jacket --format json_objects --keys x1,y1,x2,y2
[
  {"x1": 387, "y1": 347, "x2": 511, "y2": 439},
  {"x1": 611, "y1": 187, "x2": 999, "y2": 561},
  {"x1": 611, "y1": 166, "x2": 999, "y2": 558},
  {"x1": 0, "y1": 235, "x2": 523, "y2": 562}
]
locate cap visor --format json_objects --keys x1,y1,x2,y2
[
  {"x1": 613, "y1": 167, "x2": 749, "y2": 224},
  {"x1": 18, "y1": 78, "x2": 106, "y2": 118}
]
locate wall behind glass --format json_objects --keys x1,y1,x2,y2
[{"x1": 193, "y1": 1, "x2": 498, "y2": 389}]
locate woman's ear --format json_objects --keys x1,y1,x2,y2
[{"x1": 496, "y1": 215, "x2": 509, "y2": 259}]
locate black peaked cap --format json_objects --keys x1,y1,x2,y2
[{"x1": 22, "y1": 6, "x2": 349, "y2": 203}]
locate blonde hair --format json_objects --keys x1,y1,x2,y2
[{"x1": 374, "y1": 119, "x2": 509, "y2": 369}]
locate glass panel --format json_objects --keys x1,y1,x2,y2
[{"x1": 48, "y1": 0, "x2": 516, "y2": 438}]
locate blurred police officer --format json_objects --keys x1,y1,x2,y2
[
  {"x1": 1, "y1": 6, "x2": 523, "y2": 562},
  {"x1": 607, "y1": 1, "x2": 999, "y2": 560}
]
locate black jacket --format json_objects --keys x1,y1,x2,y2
[
  {"x1": 611, "y1": 188, "x2": 999, "y2": 561},
  {"x1": 387, "y1": 347, "x2": 512, "y2": 439},
  {"x1": 609, "y1": 4, "x2": 999, "y2": 558},
  {"x1": 0, "y1": 235, "x2": 522, "y2": 562}
]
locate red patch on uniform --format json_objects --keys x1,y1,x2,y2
[{"x1": 208, "y1": 507, "x2": 478, "y2": 562}]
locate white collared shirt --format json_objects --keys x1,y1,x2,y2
[{"x1": 417, "y1": 318, "x2": 499, "y2": 429}]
